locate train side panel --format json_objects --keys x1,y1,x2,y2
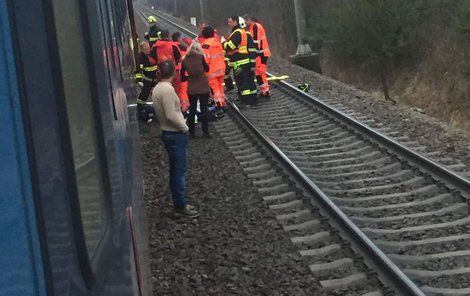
[
  {"x1": 5, "y1": 0, "x2": 150, "y2": 294},
  {"x1": 0, "y1": 3, "x2": 47, "y2": 295}
]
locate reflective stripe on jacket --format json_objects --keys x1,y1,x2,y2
[
  {"x1": 224, "y1": 28, "x2": 248, "y2": 55},
  {"x1": 249, "y1": 22, "x2": 271, "y2": 57},
  {"x1": 202, "y1": 37, "x2": 226, "y2": 76},
  {"x1": 223, "y1": 26, "x2": 251, "y2": 67},
  {"x1": 139, "y1": 52, "x2": 157, "y2": 81}
]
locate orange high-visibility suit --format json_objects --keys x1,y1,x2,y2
[
  {"x1": 201, "y1": 37, "x2": 227, "y2": 108},
  {"x1": 248, "y1": 22, "x2": 271, "y2": 96},
  {"x1": 176, "y1": 42, "x2": 189, "y2": 112},
  {"x1": 151, "y1": 39, "x2": 188, "y2": 111},
  {"x1": 197, "y1": 30, "x2": 221, "y2": 44}
]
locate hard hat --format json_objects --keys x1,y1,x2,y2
[
  {"x1": 182, "y1": 37, "x2": 193, "y2": 46},
  {"x1": 238, "y1": 16, "x2": 246, "y2": 28},
  {"x1": 147, "y1": 15, "x2": 157, "y2": 24}
]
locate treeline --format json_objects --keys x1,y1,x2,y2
[
  {"x1": 307, "y1": 0, "x2": 470, "y2": 101},
  {"x1": 148, "y1": 0, "x2": 297, "y2": 55},
  {"x1": 306, "y1": 0, "x2": 469, "y2": 127}
]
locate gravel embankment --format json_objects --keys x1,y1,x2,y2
[{"x1": 140, "y1": 122, "x2": 320, "y2": 295}]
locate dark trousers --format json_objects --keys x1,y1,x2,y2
[
  {"x1": 224, "y1": 61, "x2": 234, "y2": 91},
  {"x1": 188, "y1": 94, "x2": 209, "y2": 135},
  {"x1": 161, "y1": 131, "x2": 189, "y2": 209},
  {"x1": 234, "y1": 65, "x2": 258, "y2": 106},
  {"x1": 138, "y1": 79, "x2": 155, "y2": 101}
]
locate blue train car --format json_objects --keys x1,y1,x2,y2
[{"x1": 0, "y1": 0, "x2": 151, "y2": 295}]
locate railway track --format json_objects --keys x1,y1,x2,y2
[
  {"x1": 134, "y1": 8, "x2": 396, "y2": 295},
  {"x1": 240, "y1": 88, "x2": 470, "y2": 295},
  {"x1": 216, "y1": 115, "x2": 392, "y2": 295},
  {"x1": 137, "y1": 6, "x2": 470, "y2": 295}
]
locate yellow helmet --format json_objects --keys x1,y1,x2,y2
[{"x1": 147, "y1": 15, "x2": 157, "y2": 24}]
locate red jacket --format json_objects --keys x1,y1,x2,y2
[{"x1": 150, "y1": 39, "x2": 182, "y2": 66}]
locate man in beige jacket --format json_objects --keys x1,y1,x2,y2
[{"x1": 152, "y1": 61, "x2": 199, "y2": 218}]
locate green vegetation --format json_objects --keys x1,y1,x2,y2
[
  {"x1": 455, "y1": 0, "x2": 470, "y2": 41},
  {"x1": 310, "y1": 0, "x2": 430, "y2": 101},
  {"x1": 150, "y1": 0, "x2": 469, "y2": 128}
]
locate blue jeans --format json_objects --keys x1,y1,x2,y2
[{"x1": 161, "y1": 131, "x2": 189, "y2": 209}]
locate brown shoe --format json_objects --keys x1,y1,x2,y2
[{"x1": 174, "y1": 204, "x2": 200, "y2": 218}]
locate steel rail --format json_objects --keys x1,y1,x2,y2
[
  {"x1": 275, "y1": 81, "x2": 470, "y2": 195},
  {"x1": 141, "y1": 7, "x2": 428, "y2": 295},
  {"x1": 144, "y1": 6, "x2": 470, "y2": 197}
]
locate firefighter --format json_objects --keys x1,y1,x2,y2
[
  {"x1": 246, "y1": 16, "x2": 271, "y2": 98},
  {"x1": 241, "y1": 17, "x2": 259, "y2": 94},
  {"x1": 145, "y1": 15, "x2": 162, "y2": 48},
  {"x1": 201, "y1": 26, "x2": 227, "y2": 109},
  {"x1": 222, "y1": 16, "x2": 258, "y2": 107},
  {"x1": 137, "y1": 41, "x2": 157, "y2": 122},
  {"x1": 223, "y1": 57, "x2": 235, "y2": 92},
  {"x1": 243, "y1": 18, "x2": 259, "y2": 76}
]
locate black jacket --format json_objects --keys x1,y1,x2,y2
[
  {"x1": 139, "y1": 52, "x2": 157, "y2": 80},
  {"x1": 223, "y1": 25, "x2": 257, "y2": 65},
  {"x1": 145, "y1": 24, "x2": 162, "y2": 47}
]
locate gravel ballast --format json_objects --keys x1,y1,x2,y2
[
  {"x1": 140, "y1": 123, "x2": 320, "y2": 295},
  {"x1": 135, "y1": 8, "x2": 470, "y2": 294},
  {"x1": 268, "y1": 57, "x2": 470, "y2": 174},
  {"x1": 151, "y1": 8, "x2": 470, "y2": 177}
]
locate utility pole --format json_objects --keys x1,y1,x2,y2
[
  {"x1": 174, "y1": 0, "x2": 177, "y2": 14},
  {"x1": 199, "y1": 0, "x2": 204, "y2": 20},
  {"x1": 290, "y1": 0, "x2": 321, "y2": 73},
  {"x1": 293, "y1": 0, "x2": 312, "y2": 55}
]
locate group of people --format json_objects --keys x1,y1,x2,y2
[{"x1": 138, "y1": 14, "x2": 271, "y2": 218}]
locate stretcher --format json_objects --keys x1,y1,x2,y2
[
  {"x1": 222, "y1": 75, "x2": 290, "y2": 86},
  {"x1": 266, "y1": 75, "x2": 289, "y2": 81}
]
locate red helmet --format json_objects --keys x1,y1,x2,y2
[{"x1": 182, "y1": 37, "x2": 193, "y2": 46}]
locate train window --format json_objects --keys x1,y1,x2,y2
[
  {"x1": 108, "y1": 0, "x2": 125, "y2": 80},
  {"x1": 51, "y1": 0, "x2": 108, "y2": 260},
  {"x1": 98, "y1": 0, "x2": 119, "y2": 119}
]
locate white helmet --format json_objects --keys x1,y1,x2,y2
[{"x1": 238, "y1": 16, "x2": 246, "y2": 28}]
